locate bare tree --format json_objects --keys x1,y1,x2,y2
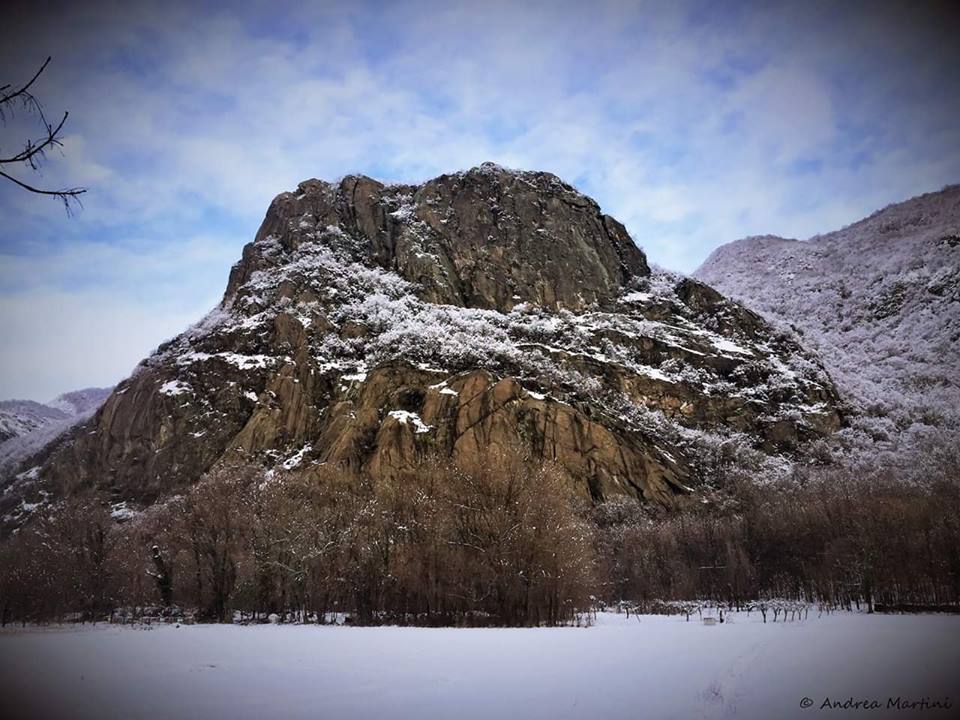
[
  {"x1": 174, "y1": 460, "x2": 260, "y2": 622},
  {"x1": 1, "y1": 57, "x2": 86, "y2": 210}
]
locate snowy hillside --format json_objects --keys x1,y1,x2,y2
[
  {"x1": 0, "y1": 400, "x2": 68, "y2": 444},
  {"x1": 0, "y1": 388, "x2": 112, "y2": 445},
  {"x1": 696, "y1": 185, "x2": 960, "y2": 447},
  {"x1": 0, "y1": 387, "x2": 111, "y2": 481},
  {"x1": 47, "y1": 387, "x2": 114, "y2": 416}
]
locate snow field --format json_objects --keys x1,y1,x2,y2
[{"x1": 2, "y1": 611, "x2": 958, "y2": 720}]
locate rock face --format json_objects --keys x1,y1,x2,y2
[
  {"x1": 22, "y1": 164, "x2": 841, "y2": 515},
  {"x1": 228, "y1": 165, "x2": 649, "y2": 312},
  {"x1": 696, "y1": 185, "x2": 960, "y2": 433}
]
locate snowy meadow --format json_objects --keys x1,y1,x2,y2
[{"x1": 2, "y1": 611, "x2": 958, "y2": 720}]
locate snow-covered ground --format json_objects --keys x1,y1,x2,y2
[{"x1": 1, "y1": 612, "x2": 957, "y2": 720}]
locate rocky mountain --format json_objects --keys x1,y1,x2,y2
[
  {"x1": 5, "y1": 164, "x2": 843, "y2": 525},
  {"x1": 696, "y1": 185, "x2": 960, "y2": 445}
]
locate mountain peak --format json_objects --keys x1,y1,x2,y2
[{"x1": 227, "y1": 166, "x2": 648, "y2": 314}]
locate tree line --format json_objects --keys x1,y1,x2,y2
[
  {"x1": 1, "y1": 446, "x2": 958, "y2": 626},
  {"x1": 594, "y1": 466, "x2": 960, "y2": 614},
  {"x1": 0, "y1": 452, "x2": 594, "y2": 626}
]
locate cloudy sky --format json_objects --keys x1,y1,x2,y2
[{"x1": 1, "y1": 0, "x2": 958, "y2": 400}]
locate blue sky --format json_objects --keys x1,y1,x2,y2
[{"x1": 1, "y1": 0, "x2": 958, "y2": 400}]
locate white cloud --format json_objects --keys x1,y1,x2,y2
[
  {"x1": 0, "y1": 234, "x2": 236, "y2": 399},
  {"x1": 0, "y1": 0, "x2": 958, "y2": 399},
  {"x1": 0, "y1": 289, "x2": 213, "y2": 401}
]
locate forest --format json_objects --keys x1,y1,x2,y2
[{"x1": 1, "y1": 444, "x2": 958, "y2": 627}]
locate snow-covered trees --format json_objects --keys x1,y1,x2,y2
[{"x1": 695, "y1": 185, "x2": 960, "y2": 449}]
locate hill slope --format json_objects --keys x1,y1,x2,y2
[
  {"x1": 696, "y1": 185, "x2": 960, "y2": 445},
  {"x1": 0, "y1": 388, "x2": 111, "y2": 447},
  {"x1": 0, "y1": 388, "x2": 112, "y2": 492},
  {"x1": 0, "y1": 400, "x2": 69, "y2": 445}
]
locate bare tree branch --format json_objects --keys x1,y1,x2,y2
[
  {"x1": 1, "y1": 57, "x2": 87, "y2": 211},
  {"x1": 0, "y1": 168, "x2": 85, "y2": 211},
  {"x1": 0, "y1": 56, "x2": 51, "y2": 105},
  {"x1": 0, "y1": 111, "x2": 69, "y2": 165}
]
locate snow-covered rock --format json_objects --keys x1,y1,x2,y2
[{"x1": 13, "y1": 165, "x2": 842, "y2": 520}]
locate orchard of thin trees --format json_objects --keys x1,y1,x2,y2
[{"x1": 1, "y1": 447, "x2": 958, "y2": 626}]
